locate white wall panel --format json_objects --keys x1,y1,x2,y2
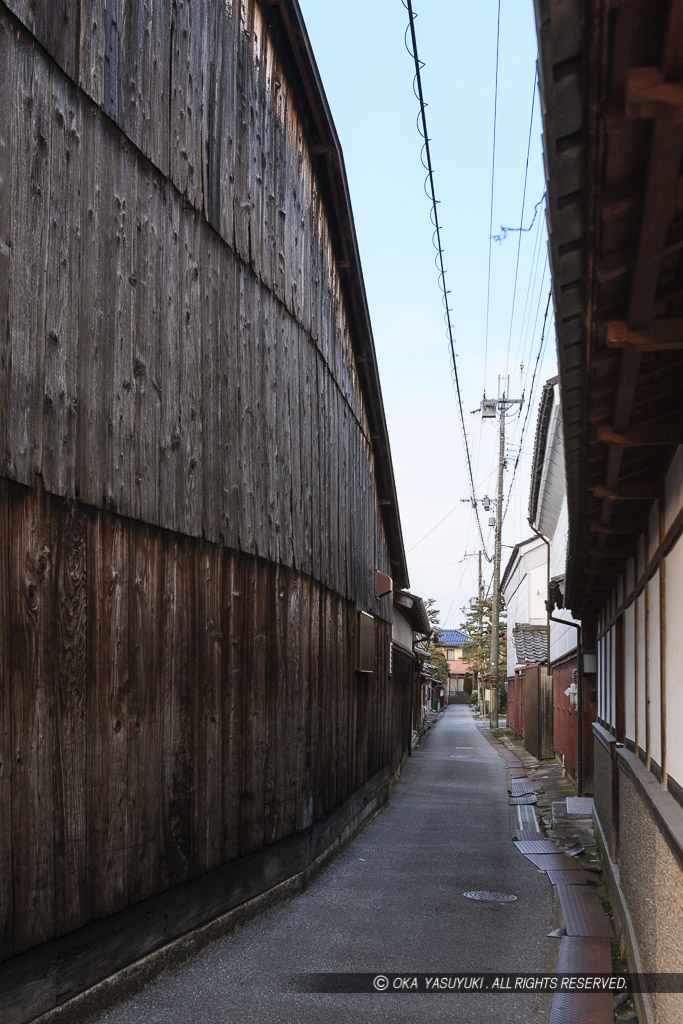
[
  {"x1": 624, "y1": 602, "x2": 635, "y2": 742},
  {"x1": 665, "y1": 445, "x2": 683, "y2": 534},
  {"x1": 648, "y1": 500, "x2": 660, "y2": 563},
  {"x1": 665, "y1": 535, "x2": 683, "y2": 790},
  {"x1": 636, "y1": 591, "x2": 646, "y2": 749},
  {"x1": 648, "y1": 572, "x2": 662, "y2": 767}
]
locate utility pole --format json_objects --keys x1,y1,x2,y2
[
  {"x1": 481, "y1": 387, "x2": 522, "y2": 729},
  {"x1": 463, "y1": 551, "x2": 484, "y2": 706}
]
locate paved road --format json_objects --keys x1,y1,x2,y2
[{"x1": 96, "y1": 706, "x2": 553, "y2": 1024}]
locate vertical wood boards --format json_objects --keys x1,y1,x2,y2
[
  {"x1": 88, "y1": 509, "x2": 128, "y2": 918},
  {"x1": 0, "y1": 479, "x2": 11, "y2": 960},
  {"x1": 0, "y1": 15, "x2": 15, "y2": 478},
  {"x1": 222, "y1": 548, "x2": 242, "y2": 863},
  {"x1": 127, "y1": 520, "x2": 161, "y2": 903},
  {"x1": 195, "y1": 541, "x2": 223, "y2": 873},
  {"x1": 170, "y1": 0, "x2": 205, "y2": 212},
  {"x1": 237, "y1": 263, "x2": 255, "y2": 555},
  {"x1": 132, "y1": 166, "x2": 163, "y2": 527},
  {"x1": 157, "y1": 181, "x2": 181, "y2": 531},
  {"x1": 8, "y1": 37, "x2": 50, "y2": 486},
  {"x1": 75, "y1": 99, "x2": 104, "y2": 508},
  {"x1": 201, "y1": 233, "x2": 223, "y2": 546},
  {"x1": 160, "y1": 533, "x2": 193, "y2": 887},
  {"x1": 1, "y1": 479, "x2": 406, "y2": 964},
  {"x1": 10, "y1": 485, "x2": 55, "y2": 952},
  {"x1": 219, "y1": 247, "x2": 240, "y2": 552},
  {"x1": 105, "y1": 130, "x2": 136, "y2": 519},
  {"x1": 53, "y1": 500, "x2": 88, "y2": 936},
  {"x1": 119, "y1": 0, "x2": 170, "y2": 176},
  {"x1": 177, "y1": 208, "x2": 203, "y2": 537},
  {"x1": 1, "y1": 6, "x2": 398, "y2": 616},
  {"x1": 42, "y1": 72, "x2": 81, "y2": 499},
  {"x1": 238, "y1": 556, "x2": 264, "y2": 856}
]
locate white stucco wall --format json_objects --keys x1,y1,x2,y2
[
  {"x1": 502, "y1": 536, "x2": 547, "y2": 672},
  {"x1": 549, "y1": 497, "x2": 580, "y2": 663}
]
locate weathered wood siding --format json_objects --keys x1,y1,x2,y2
[
  {"x1": 1, "y1": 478, "x2": 407, "y2": 962},
  {"x1": 0, "y1": 1, "x2": 391, "y2": 617},
  {"x1": 0, "y1": 0, "x2": 410, "y2": 1005}
]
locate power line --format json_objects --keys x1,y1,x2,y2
[
  {"x1": 501, "y1": 289, "x2": 553, "y2": 527},
  {"x1": 403, "y1": 0, "x2": 491, "y2": 560},
  {"x1": 504, "y1": 71, "x2": 539, "y2": 384},
  {"x1": 484, "y1": 0, "x2": 502, "y2": 398}
]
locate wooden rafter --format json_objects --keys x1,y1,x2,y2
[
  {"x1": 596, "y1": 425, "x2": 682, "y2": 446},
  {"x1": 606, "y1": 319, "x2": 683, "y2": 351},
  {"x1": 591, "y1": 481, "x2": 659, "y2": 500}
]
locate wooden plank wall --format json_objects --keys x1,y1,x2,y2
[
  {"x1": 1, "y1": 479, "x2": 408, "y2": 961},
  {"x1": 0, "y1": 1, "x2": 392, "y2": 620}
]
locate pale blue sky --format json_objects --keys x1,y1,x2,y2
[{"x1": 298, "y1": 0, "x2": 557, "y2": 628}]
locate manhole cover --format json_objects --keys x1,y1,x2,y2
[{"x1": 463, "y1": 891, "x2": 518, "y2": 903}]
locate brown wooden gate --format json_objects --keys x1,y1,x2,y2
[{"x1": 523, "y1": 665, "x2": 553, "y2": 759}]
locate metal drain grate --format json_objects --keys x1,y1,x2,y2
[{"x1": 463, "y1": 891, "x2": 518, "y2": 903}]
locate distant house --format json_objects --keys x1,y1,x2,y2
[
  {"x1": 501, "y1": 536, "x2": 551, "y2": 757},
  {"x1": 435, "y1": 628, "x2": 471, "y2": 701},
  {"x1": 528, "y1": 377, "x2": 586, "y2": 786}
]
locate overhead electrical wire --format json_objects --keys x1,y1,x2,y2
[
  {"x1": 501, "y1": 289, "x2": 553, "y2": 528},
  {"x1": 502, "y1": 71, "x2": 539, "y2": 388},
  {"x1": 403, "y1": 0, "x2": 491, "y2": 561},
  {"x1": 484, "y1": 0, "x2": 502, "y2": 397}
]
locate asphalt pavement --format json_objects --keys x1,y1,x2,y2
[{"x1": 94, "y1": 705, "x2": 554, "y2": 1024}]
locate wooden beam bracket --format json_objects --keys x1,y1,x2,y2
[
  {"x1": 626, "y1": 67, "x2": 683, "y2": 122},
  {"x1": 606, "y1": 320, "x2": 683, "y2": 351}
]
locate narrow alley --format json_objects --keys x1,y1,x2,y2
[{"x1": 93, "y1": 707, "x2": 554, "y2": 1024}]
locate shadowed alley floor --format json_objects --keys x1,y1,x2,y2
[{"x1": 94, "y1": 705, "x2": 554, "y2": 1024}]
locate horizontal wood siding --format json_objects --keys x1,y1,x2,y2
[
  {"x1": 1, "y1": 480, "x2": 403, "y2": 963},
  {"x1": 0, "y1": 2, "x2": 391, "y2": 619}
]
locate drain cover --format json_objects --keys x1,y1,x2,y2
[{"x1": 463, "y1": 890, "x2": 518, "y2": 903}]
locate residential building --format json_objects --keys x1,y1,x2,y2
[
  {"x1": 501, "y1": 536, "x2": 551, "y2": 757},
  {"x1": 435, "y1": 628, "x2": 471, "y2": 701},
  {"x1": 528, "y1": 377, "x2": 585, "y2": 785},
  {"x1": 536, "y1": 0, "x2": 683, "y2": 1020}
]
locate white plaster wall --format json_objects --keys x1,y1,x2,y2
[
  {"x1": 549, "y1": 499, "x2": 579, "y2": 662},
  {"x1": 392, "y1": 609, "x2": 413, "y2": 651},
  {"x1": 665, "y1": 534, "x2": 683, "y2": 790},
  {"x1": 598, "y1": 634, "x2": 605, "y2": 722},
  {"x1": 527, "y1": 557, "x2": 548, "y2": 624},
  {"x1": 665, "y1": 445, "x2": 683, "y2": 534},
  {"x1": 624, "y1": 601, "x2": 635, "y2": 743},
  {"x1": 502, "y1": 538, "x2": 547, "y2": 670},
  {"x1": 636, "y1": 590, "x2": 646, "y2": 748},
  {"x1": 648, "y1": 500, "x2": 660, "y2": 563},
  {"x1": 648, "y1": 572, "x2": 662, "y2": 768}
]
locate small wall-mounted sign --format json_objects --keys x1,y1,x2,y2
[{"x1": 376, "y1": 570, "x2": 393, "y2": 598}]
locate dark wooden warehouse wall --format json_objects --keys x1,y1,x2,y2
[
  {"x1": 0, "y1": 478, "x2": 409, "y2": 963},
  {"x1": 0, "y1": 2, "x2": 392, "y2": 617},
  {"x1": 0, "y1": 1, "x2": 412, "y2": 1008}
]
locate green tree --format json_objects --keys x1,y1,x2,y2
[
  {"x1": 459, "y1": 597, "x2": 506, "y2": 681},
  {"x1": 423, "y1": 598, "x2": 449, "y2": 683}
]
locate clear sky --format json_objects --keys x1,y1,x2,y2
[{"x1": 298, "y1": 0, "x2": 558, "y2": 630}]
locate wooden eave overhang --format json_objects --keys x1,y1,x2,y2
[
  {"x1": 535, "y1": 0, "x2": 683, "y2": 617},
  {"x1": 259, "y1": 0, "x2": 409, "y2": 589}
]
